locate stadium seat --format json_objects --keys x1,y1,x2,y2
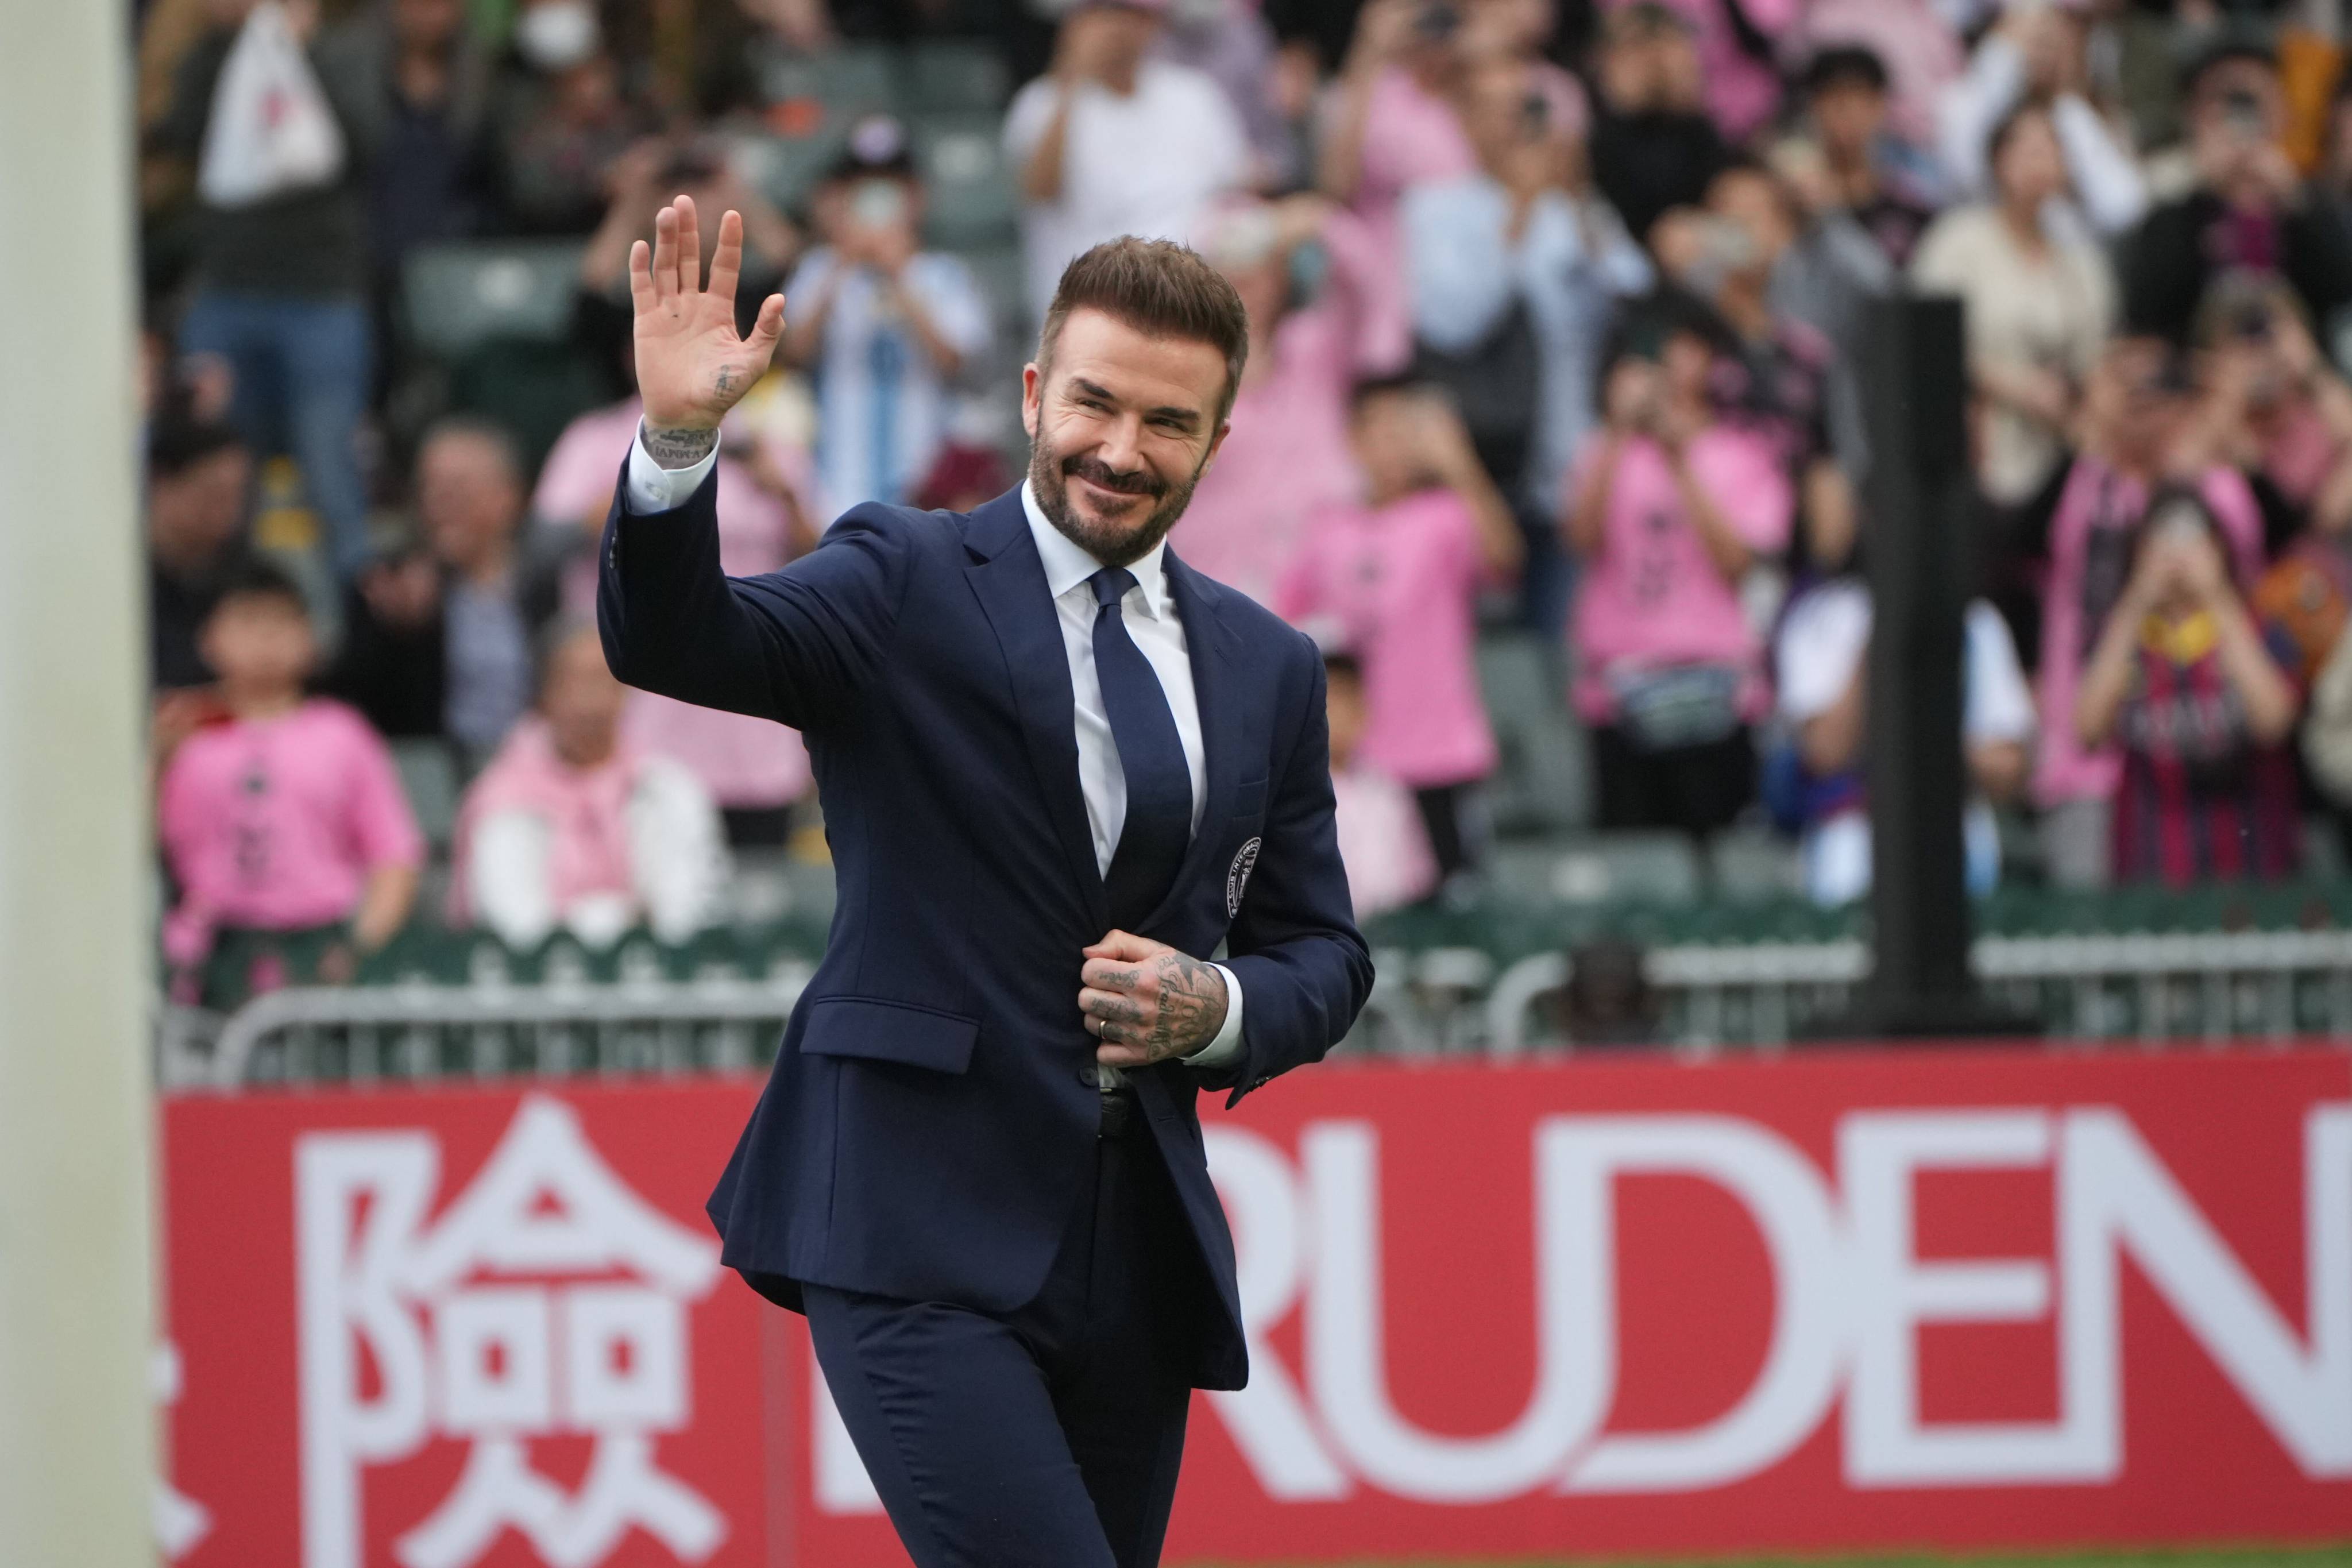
[
  {"x1": 914, "y1": 111, "x2": 1019, "y2": 248},
  {"x1": 743, "y1": 130, "x2": 848, "y2": 215},
  {"x1": 1477, "y1": 631, "x2": 1590, "y2": 835},
  {"x1": 1547, "y1": 832, "x2": 1704, "y2": 905},
  {"x1": 759, "y1": 42, "x2": 899, "y2": 124},
  {"x1": 959, "y1": 242, "x2": 1030, "y2": 336},
  {"x1": 901, "y1": 41, "x2": 1011, "y2": 115},
  {"x1": 401, "y1": 240, "x2": 587, "y2": 361},
  {"x1": 1707, "y1": 827, "x2": 1803, "y2": 901},
  {"x1": 446, "y1": 338, "x2": 607, "y2": 478},
  {"x1": 390, "y1": 737, "x2": 462, "y2": 852}
]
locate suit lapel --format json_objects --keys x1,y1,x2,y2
[
  {"x1": 963, "y1": 492, "x2": 1110, "y2": 933},
  {"x1": 1138, "y1": 550, "x2": 1243, "y2": 933}
]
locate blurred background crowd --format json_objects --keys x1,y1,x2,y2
[{"x1": 133, "y1": 0, "x2": 2352, "y2": 1010}]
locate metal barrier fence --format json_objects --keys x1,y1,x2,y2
[{"x1": 157, "y1": 927, "x2": 2352, "y2": 1090}]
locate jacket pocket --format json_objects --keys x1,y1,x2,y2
[
  {"x1": 1231, "y1": 775, "x2": 1269, "y2": 821},
  {"x1": 798, "y1": 997, "x2": 980, "y2": 1074}
]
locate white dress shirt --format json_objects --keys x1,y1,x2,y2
[{"x1": 624, "y1": 433, "x2": 1243, "y2": 1070}]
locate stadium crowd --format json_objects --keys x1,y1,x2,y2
[{"x1": 132, "y1": 0, "x2": 2352, "y2": 1006}]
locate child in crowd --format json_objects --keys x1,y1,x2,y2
[
  {"x1": 2075, "y1": 489, "x2": 2303, "y2": 886},
  {"x1": 159, "y1": 562, "x2": 423, "y2": 1007},
  {"x1": 1563, "y1": 303, "x2": 1792, "y2": 841},
  {"x1": 1320, "y1": 650, "x2": 1438, "y2": 918},
  {"x1": 1279, "y1": 380, "x2": 1521, "y2": 889},
  {"x1": 451, "y1": 621, "x2": 729, "y2": 949}
]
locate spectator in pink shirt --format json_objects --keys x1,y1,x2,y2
[
  {"x1": 1563, "y1": 305, "x2": 1793, "y2": 839},
  {"x1": 451, "y1": 621, "x2": 729, "y2": 949},
  {"x1": 159, "y1": 562, "x2": 423, "y2": 1007},
  {"x1": 534, "y1": 387, "x2": 820, "y2": 846},
  {"x1": 1315, "y1": 0, "x2": 1481, "y2": 244},
  {"x1": 1279, "y1": 381, "x2": 1521, "y2": 885},
  {"x1": 1322, "y1": 650, "x2": 1439, "y2": 917},
  {"x1": 1176, "y1": 194, "x2": 1407, "y2": 604}
]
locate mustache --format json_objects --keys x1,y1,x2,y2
[{"x1": 1062, "y1": 455, "x2": 1165, "y2": 498}]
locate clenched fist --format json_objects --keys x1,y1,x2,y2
[{"x1": 1077, "y1": 930, "x2": 1229, "y2": 1067}]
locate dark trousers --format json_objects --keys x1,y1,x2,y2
[
  {"x1": 1411, "y1": 780, "x2": 1488, "y2": 882},
  {"x1": 804, "y1": 1103, "x2": 1204, "y2": 1567},
  {"x1": 1591, "y1": 723, "x2": 1758, "y2": 839}
]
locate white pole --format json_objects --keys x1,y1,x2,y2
[{"x1": 0, "y1": 0, "x2": 159, "y2": 1561}]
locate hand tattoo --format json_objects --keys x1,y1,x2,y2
[
  {"x1": 1082, "y1": 949, "x2": 1232, "y2": 1063},
  {"x1": 644, "y1": 424, "x2": 720, "y2": 470}
]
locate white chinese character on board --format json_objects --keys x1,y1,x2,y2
[
  {"x1": 154, "y1": 1342, "x2": 214, "y2": 1562},
  {"x1": 296, "y1": 1095, "x2": 727, "y2": 1568}
]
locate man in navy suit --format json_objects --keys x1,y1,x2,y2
[{"x1": 598, "y1": 196, "x2": 1372, "y2": 1566}]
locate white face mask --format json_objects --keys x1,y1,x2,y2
[{"x1": 515, "y1": 0, "x2": 600, "y2": 72}]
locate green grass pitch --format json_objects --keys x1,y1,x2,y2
[{"x1": 1221, "y1": 1551, "x2": 2352, "y2": 1568}]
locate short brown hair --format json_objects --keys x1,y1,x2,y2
[{"x1": 1037, "y1": 237, "x2": 1252, "y2": 424}]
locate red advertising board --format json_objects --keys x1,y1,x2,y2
[{"x1": 159, "y1": 1049, "x2": 2352, "y2": 1567}]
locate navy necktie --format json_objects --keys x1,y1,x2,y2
[{"x1": 1090, "y1": 567, "x2": 1193, "y2": 930}]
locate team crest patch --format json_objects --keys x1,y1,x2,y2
[{"x1": 1226, "y1": 837, "x2": 1261, "y2": 917}]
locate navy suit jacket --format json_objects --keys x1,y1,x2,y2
[{"x1": 598, "y1": 473, "x2": 1373, "y2": 1391}]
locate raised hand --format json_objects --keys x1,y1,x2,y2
[
  {"x1": 630, "y1": 195, "x2": 786, "y2": 462},
  {"x1": 1078, "y1": 930, "x2": 1230, "y2": 1068}
]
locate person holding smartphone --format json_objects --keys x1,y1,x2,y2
[
  {"x1": 2074, "y1": 488, "x2": 2304, "y2": 885},
  {"x1": 2122, "y1": 29, "x2": 2352, "y2": 341},
  {"x1": 1562, "y1": 296, "x2": 1791, "y2": 843},
  {"x1": 782, "y1": 115, "x2": 994, "y2": 513}
]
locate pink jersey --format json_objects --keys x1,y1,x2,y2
[
  {"x1": 1278, "y1": 490, "x2": 1499, "y2": 788},
  {"x1": 1176, "y1": 208, "x2": 1404, "y2": 605},
  {"x1": 1567, "y1": 429, "x2": 1793, "y2": 723},
  {"x1": 537, "y1": 399, "x2": 813, "y2": 809},
  {"x1": 159, "y1": 700, "x2": 424, "y2": 963}
]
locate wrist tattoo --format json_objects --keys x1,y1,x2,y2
[{"x1": 644, "y1": 425, "x2": 719, "y2": 470}]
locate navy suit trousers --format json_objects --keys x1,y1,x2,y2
[{"x1": 804, "y1": 1107, "x2": 1208, "y2": 1567}]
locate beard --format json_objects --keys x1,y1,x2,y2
[{"x1": 1027, "y1": 438, "x2": 1207, "y2": 569}]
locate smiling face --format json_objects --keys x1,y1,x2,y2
[{"x1": 1022, "y1": 307, "x2": 1233, "y2": 567}]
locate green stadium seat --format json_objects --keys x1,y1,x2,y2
[
  {"x1": 391, "y1": 737, "x2": 462, "y2": 852},
  {"x1": 901, "y1": 41, "x2": 1012, "y2": 115},
  {"x1": 744, "y1": 130, "x2": 849, "y2": 215},
  {"x1": 1477, "y1": 631, "x2": 1589, "y2": 836},
  {"x1": 1547, "y1": 832, "x2": 1704, "y2": 905},
  {"x1": 959, "y1": 242, "x2": 1030, "y2": 334},
  {"x1": 759, "y1": 43, "x2": 899, "y2": 122},
  {"x1": 446, "y1": 339, "x2": 606, "y2": 478},
  {"x1": 401, "y1": 240, "x2": 586, "y2": 360},
  {"x1": 914, "y1": 112, "x2": 1019, "y2": 248},
  {"x1": 1708, "y1": 826, "x2": 1802, "y2": 902}
]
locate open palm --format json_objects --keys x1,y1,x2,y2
[{"x1": 631, "y1": 195, "x2": 786, "y2": 432}]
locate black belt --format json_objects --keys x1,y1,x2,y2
[{"x1": 1096, "y1": 1087, "x2": 1142, "y2": 1140}]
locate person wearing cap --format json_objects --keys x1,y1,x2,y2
[
  {"x1": 2122, "y1": 24, "x2": 2352, "y2": 341},
  {"x1": 782, "y1": 114, "x2": 994, "y2": 513},
  {"x1": 1003, "y1": 0, "x2": 1253, "y2": 325}
]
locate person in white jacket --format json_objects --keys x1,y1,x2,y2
[
  {"x1": 1937, "y1": 0, "x2": 2148, "y2": 239},
  {"x1": 451, "y1": 619, "x2": 729, "y2": 948}
]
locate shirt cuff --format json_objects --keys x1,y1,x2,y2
[
  {"x1": 1185, "y1": 963, "x2": 1246, "y2": 1068},
  {"x1": 624, "y1": 422, "x2": 723, "y2": 513}
]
